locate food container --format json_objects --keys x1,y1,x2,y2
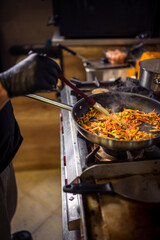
[
  {"x1": 84, "y1": 57, "x2": 130, "y2": 82},
  {"x1": 139, "y1": 58, "x2": 160, "y2": 94},
  {"x1": 105, "y1": 49, "x2": 127, "y2": 64}
]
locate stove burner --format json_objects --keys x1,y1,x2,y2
[
  {"x1": 85, "y1": 143, "x2": 160, "y2": 165},
  {"x1": 101, "y1": 146, "x2": 127, "y2": 159},
  {"x1": 102, "y1": 146, "x2": 147, "y2": 161},
  {"x1": 93, "y1": 146, "x2": 118, "y2": 161},
  {"x1": 85, "y1": 144, "x2": 128, "y2": 164},
  {"x1": 70, "y1": 77, "x2": 158, "y2": 100},
  {"x1": 126, "y1": 149, "x2": 145, "y2": 161}
]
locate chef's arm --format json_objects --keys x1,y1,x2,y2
[
  {"x1": 0, "y1": 82, "x2": 9, "y2": 110},
  {"x1": 0, "y1": 53, "x2": 61, "y2": 100}
]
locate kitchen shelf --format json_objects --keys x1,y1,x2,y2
[{"x1": 51, "y1": 28, "x2": 160, "y2": 47}]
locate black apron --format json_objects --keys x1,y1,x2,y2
[{"x1": 0, "y1": 100, "x2": 23, "y2": 173}]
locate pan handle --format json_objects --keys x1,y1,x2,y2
[
  {"x1": 63, "y1": 182, "x2": 113, "y2": 194},
  {"x1": 26, "y1": 94, "x2": 72, "y2": 111},
  {"x1": 56, "y1": 43, "x2": 77, "y2": 56},
  {"x1": 56, "y1": 43, "x2": 89, "y2": 63}
]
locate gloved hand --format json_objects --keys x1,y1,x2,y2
[{"x1": 0, "y1": 53, "x2": 61, "y2": 98}]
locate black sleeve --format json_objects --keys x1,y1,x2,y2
[{"x1": 0, "y1": 101, "x2": 23, "y2": 173}]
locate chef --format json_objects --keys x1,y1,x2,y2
[{"x1": 0, "y1": 53, "x2": 61, "y2": 240}]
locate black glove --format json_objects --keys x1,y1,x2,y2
[{"x1": 0, "y1": 53, "x2": 61, "y2": 98}]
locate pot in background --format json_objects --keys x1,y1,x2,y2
[
  {"x1": 83, "y1": 57, "x2": 129, "y2": 82},
  {"x1": 139, "y1": 58, "x2": 160, "y2": 94}
]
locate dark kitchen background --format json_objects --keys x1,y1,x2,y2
[
  {"x1": 53, "y1": 0, "x2": 160, "y2": 39},
  {"x1": 0, "y1": 0, "x2": 160, "y2": 240}
]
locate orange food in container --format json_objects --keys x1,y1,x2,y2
[{"x1": 105, "y1": 49, "x2": 127, "y2": 64}]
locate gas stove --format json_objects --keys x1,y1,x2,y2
[{"x1": 60, "y1": 78, "x2": 160, "y2": 240}]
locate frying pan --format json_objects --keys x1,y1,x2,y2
[{"x1": 27, "y1": 92, "x2": 160, "y2": 151}]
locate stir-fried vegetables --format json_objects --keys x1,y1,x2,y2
[{"x1": 77, "y1": 107, "x2": 160, "y2": 141}]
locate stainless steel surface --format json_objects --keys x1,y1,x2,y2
[
  {"x1": 112, "y1": 174, "x2": 160, "y2": 203},
  {"x1": 60, "y1": 117, "x2": 81, "y2": 239},
  {"x1": 140, "y1": 58, "x2": 160, "y2": 73},
  {"x1": 84, "y1": 57, "x2": 130, "y2": 82},
  {"x1": 83, "y1": 58, "x2": 129, "y2": 69},
  {"x1": 64, "y1": 174, "x2": 160, "y2": 203},
  {"x1": 61, "y1": 98, "x2": 81, "y2": 230},
  {"x1": 139, "y1": 58, "x2": 160, "y2": 93},
  {"x1": 80, "y1": 159, "x2": 160, "y2": 181},
  {"x1": 85, "y1": 64, "x2": 129, "y2": 82},
  {"x1": 60, "y1": 86, "x2": 88, "y2": 239},
  {"x1": 84, "y1": 65, "x2": 128, "y2": 82},
  {"x1": 26, "y1": 94, "x2": 72, "y2": 111}
]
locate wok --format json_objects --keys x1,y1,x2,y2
[{"x1": 27, "y1": 92, "x2": 160, "y2": 151}]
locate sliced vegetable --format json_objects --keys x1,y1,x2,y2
[{"x1": 77, "y1": 107, "x2": 160, "y2": 141}]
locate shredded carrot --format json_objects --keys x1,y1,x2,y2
[{"x1": 77, "y1": 107, "x2": 160, "y2": 141}]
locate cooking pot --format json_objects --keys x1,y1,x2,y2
[
  {"x1": 27, "y1": 92, "x2": 160, "y2": 151},
  {"x1": 83, "y1": 58, "x2": 129, "y2": 82},
  {"x1": 139, "y1": 58, "x2": 160, "y2": 94}
]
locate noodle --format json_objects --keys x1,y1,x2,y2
[{"x1": 77, "y1": 108, "x2": 160, "y2": 141}]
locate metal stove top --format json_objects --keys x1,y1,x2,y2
[{"x1": 60, "y1": 78, "x2": 160, "y2": 240}]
